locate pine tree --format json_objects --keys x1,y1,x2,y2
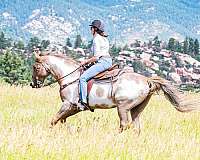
[
  {"x1": 0, "y1": 49, "x2": 31, "y2": 84},
  {"x1": 167, "y1": 38, "x2": 176, "y2": 51},
  {"x1": 27, "y1": 37, "x2": 41, "y2": 52},
  {"x1": 41, "y1": 40, "x2": 50, "y2": 50},
  {"x1": 87, "y1": 40, "x2": 93, "y2": 49},
  {"x1": 0, "y1": 32, "x2": 12, "y2": 49},
  {"x1": 110, "y1": 44, "x2": 121, "y2": 57},
  {"x1": 175, "y1": 41, "x2": 182, "y2": 53},
  {"x1": 153, "y1": 36, "x2": 161, "y2": 47},
  {"x1": 194, "y1": 39, "x2": 199, "y2": 56},
  {"x1": 66, "y1": 38, "x2": 72, "y2": 47},
  {"x1": 147, "y1": 40, "x2": 153, "y2": 48},
  {"x1": 74, "y1": 35, "x2": 82, "y2": 49},
  {"x1": 188, "y1": 38, "x2": 194, "y2": 56},
  {"x1": 183, "y1": 37, "x2": 189, "y2": 54},
  {"x1": 134, "y1": 40, "x2": 141, "y2": 47},
  {"x1": 14, "y1": 40, "x2": 25, "y2": 50}
]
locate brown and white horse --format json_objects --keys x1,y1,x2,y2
[{"x1": 31, "y1": 53, "x2": 200, "y2": 133}]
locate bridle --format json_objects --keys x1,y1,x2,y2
[{"x1": 32, "y1": 62, "x2": 81, "y2": 89}]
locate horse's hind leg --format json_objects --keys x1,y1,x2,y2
[
  {"x1": 117, "y1": 100, "x2": 134, "y2": 133},
  {"x1": 130, "y1": 95, "x2": 152, "y2": 135},
  {"x1": 51, "y1": 101, "x2": 80, "y2": 126}
]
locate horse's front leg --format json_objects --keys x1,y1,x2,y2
[{"x1": 50, "y1": 101, "x2": 80, "y2": 126}]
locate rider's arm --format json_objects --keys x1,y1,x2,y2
[
  {"x1": 81, "y1": 56, "x2": 97, "y2": 65},
  {"x1": 81, "y1": 37, "x2": 100, "y2": 65}
]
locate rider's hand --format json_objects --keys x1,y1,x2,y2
[{"x1": 81, "y1": 60, "x2": 88, "y2": 66}]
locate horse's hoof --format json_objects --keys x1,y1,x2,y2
[
  {"x1": 118, "y1": 127, "x2": 123, "y2": 133},
  {"x1": 50, "y1": 119, "x2": 56, "y2": 126},
  {"x1": 60, "y1": 118, "x2": 66, "y2": 123},
  {"x1": 133, "y1": 128, "x2": 140, "y2": 136}
]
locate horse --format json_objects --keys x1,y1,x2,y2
[{"x1": 30, "y1": 52, "x2": 200, "y2": 133}]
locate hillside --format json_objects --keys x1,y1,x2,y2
[{"x1": 0, "y1": 0, "x2": 200, "y2": 44}]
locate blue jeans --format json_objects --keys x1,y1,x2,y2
[{"x1": 79, "y1": 57, "x2": 112, "y2": 103}]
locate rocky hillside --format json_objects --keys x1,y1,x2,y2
[{"x1": 0, "y1": 0, "x2": 200, "y2": 44}]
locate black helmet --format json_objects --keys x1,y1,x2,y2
[{"x1": 89, "y1": 20, "x2": 104, "y2": 32}]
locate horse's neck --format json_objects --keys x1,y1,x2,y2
[{"x1": 46, "y1": 56, "x2": 79, "y2": 85}]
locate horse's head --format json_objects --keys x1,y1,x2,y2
[{"x1": 30, "y1": 52, "x2": 51, "y2": 88}]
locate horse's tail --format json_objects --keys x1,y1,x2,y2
[{"x1": 147, "y1": 76, "x2": 200, "y2": 112}]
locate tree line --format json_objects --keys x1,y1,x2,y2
[
  {"x1": 0, "y1": 32, "x2": 93, "y2": 85},
  {"x1": 0, "y1": 31, "x2": 199, "y2": 85},
  {"x1": 152, "y1": 36, "x2": 200, "y2": 61}
]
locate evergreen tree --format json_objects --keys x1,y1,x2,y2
[
  {"x1": 188, "y1": 38, "x2": 194, "y2": 56},
  {"x1": 14, "y1": 40, "x2": 25, "y2": 50},
  {"x1": 74, "y1": 35, "x2": 82, "y2": 48},
  {"x1": 27, "y1": 37, "x2": 41, "y2": 52},
  {"x1": 132, "y1": 60, "x2": 146, "y2": 72},
  {"x1": 134, "y1": 40, "x2": 141, "y2": 47},
  {"x1": 167, "y1": 38, "x2": 175, "y2": 51},
  {"x1": 194, "y1": 39, "x2": 199, "y2": 56},
  {"x1": 66, "y1": 38, "x2": 72, "y2": 47},
  {"x1": 110, "y1": 44, "x2": 121, "y2": 57},
  {"x1": 41, "y1": 40, "x2": 50, "y2": 50},
  {"x1": 147, "y1": 40, "x2": 153, "y2": 48},
  {"x1": 153, "y1": 36, "x2": 161, "y2": 47},
  {"x1": 175, "y1": 41, "x2": 182, "y2": 53},
  {"x1": 183, "y1": 37, "x2": 189, "y2": 54},
  {"x1": 0, "y1": 49, "x2": 31, "y2": 84},
  {"x1": 87, "y1": 40, "x2": 93, "y2": 49},
  {"x1": 0, "y1": 32, "x2": 12, "y2": 49}
]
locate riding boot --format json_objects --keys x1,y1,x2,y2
[{"x1": 77, "y1": 100, "x2": 94, "y2": 112}]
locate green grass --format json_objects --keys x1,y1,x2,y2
[{"x1": 0, "y1": 83, "x2": 200, "y2": 160}]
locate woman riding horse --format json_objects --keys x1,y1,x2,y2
[{"x1": 78, "y1": 20, "x2": 112, "y2": 110}]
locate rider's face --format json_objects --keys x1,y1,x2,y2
[{"x1": 90, "y1": 27, "x2": 95, "y2": 35}]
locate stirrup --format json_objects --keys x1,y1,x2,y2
[{"x1": 78, "y1": 100, "x2": 94, "y2": 112}]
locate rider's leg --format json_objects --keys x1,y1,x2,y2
[{"x1": 79, "y1": 58, "x2": 112, "y2": 107}]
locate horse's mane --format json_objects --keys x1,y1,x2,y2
[
  {"x1": 39, "y1": 52, "x2": 79, "y2": 65},
  {"x1": 53, "y1": 54, "x2": 78, "y2": 63}
]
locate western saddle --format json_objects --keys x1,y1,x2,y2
[{"x1": 93, "y1": 64, "x2": 121, "y2": 80}]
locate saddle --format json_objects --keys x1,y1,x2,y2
[
  {"x1": 87, "y1": 64, "x2": 121, "y2": 97},
  {"x1": 93, "y1": 64, "x2": 120, "y2": 80}
]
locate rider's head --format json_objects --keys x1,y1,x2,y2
[{"x1": 89, "y1": 20, "x2": 107, "y2": 37}]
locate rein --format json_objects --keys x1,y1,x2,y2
[{"x1": 42, "y1": 64, "x2": 81, "y2": 88}]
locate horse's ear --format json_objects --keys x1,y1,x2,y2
[{"x1": 34, "y1": 52, "x2": 42, "y2": 62}]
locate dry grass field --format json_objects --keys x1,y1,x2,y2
[{"x1": 0, "y1": 83, "x2": 199, "y2": 160}]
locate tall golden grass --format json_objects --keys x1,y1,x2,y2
[{"x1": 0, "y1": 83, "x2": 199, "y2": 160}]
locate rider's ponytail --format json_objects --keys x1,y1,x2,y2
[{"x1": 94, "y1": 27, "x2": 108, "y2": 37}]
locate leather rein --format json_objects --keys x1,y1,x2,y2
[{"x1": 41, "y1": 63, "x2": 81, "y2": 89}]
